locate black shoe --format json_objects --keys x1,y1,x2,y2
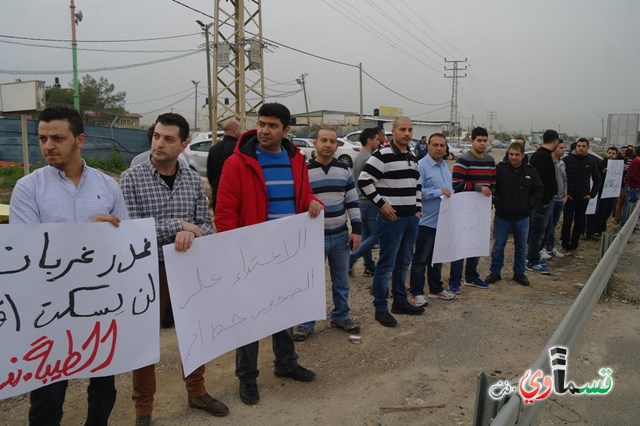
[
  {"x1": 239, "y1": 382, "x2": 259, "y2": 405},
  {"x1": 375, "y1": 310, "x2": 397, "y2": 327},
  {"x1": 512, "y1": 274, "x2": 530, "y2": 286},
  {"x1": 391, "y1": 301, "x2": 425, "y2": 315},
  {"x1": 188, "y1": 393, "x2": 230, "y2": 416},
  {"x1": 485, "y1": 273, "x2": 502, "y2": 284},
  {"x1": 330, "y1": 318, "x2": 361, "y2": 334},
  {"x1": 274, "y1": 365, "x2": 316, "y2": 382}
]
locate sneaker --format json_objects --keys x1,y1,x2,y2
[
  {"x1": 427, "y1": 290, "x2": 456, "y2": 300},
  {"x1": 549, "y1": 248, "x2": 565, "y2": 258},
  {"x1": 188, "y1": 394, "x2": 230, "y2": 417},
  {"x1": 391, "y1": 301, "x2": 425, "y2": 315},
  {"x1": 412, "y1": 295, "x2": 428, "y2": 307},
  {"x1": 449, "y1": 282, "x2": 461, "y2": 294},
  {"x1": 484, "y1": 273, "x2": 502, "y2": 284},
  {"x1": 330, "y1": 318, "x2": 361, "y2": 334},
  {"x1": 363, "y1": 268, "x2": 375, "y2": 277},
  {"x1": 375, "y1": 310, "x2": 397, "y2": 327},
  {"x1": 512, "y1": 274, "x2": 530, "y2": 286},
  {"x1": 526, "y1": 262, "x2": 550, "y2": 274},
  {"x1": 274, "y1": 365, "x2": 316, "y2": 382},
  {"x1": 136, "y1": 416, "x2": 152, "y2": 426},
  {"x1": 539, "y1": 249, "x2": 552, "y2": 260},
  {"x1": 464, "y1": 277, "x2": 489, "y2": 289},
  {"x1": 292, "y1": 326, "x2": 314, "y2": 341}
]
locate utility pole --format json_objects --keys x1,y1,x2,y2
[
  {"x1": 445, "y1": 58, "x2": 467, "y2": 142},
  {"x1": 69, "y1": 0, "x2": 82, "y2": 110},
  {"x1": 296, "y1": 73, "x2": 310, "y2": 128},
  {"x1": 593, "y1": 113, "x2": 604, "y2": 140},
  {"x1": 213, "y1": 0, "x2": 265, "y2": 134},
  {"x1": 487, "y1": 110, "x2": 498, "y2": 133},
  {"x1": 197, "y1": 20, "x2": 214, "y2": 132},
  {"x1": 192, "y1": 80, "x2": 199, "y2": 131},
  {"x1": 358, "y1": 62, "x2": 364, "y2": 129}
]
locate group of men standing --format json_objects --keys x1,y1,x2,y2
[{"x1": 9, "y1": 102, "x2": 638, "y2": 426}]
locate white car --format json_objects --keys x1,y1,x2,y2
[
  {"x1": 180, "y1": 139, "x2": 213, "y2": 176},
  {"x1": 344, "y1": 130, "x2": 393, "y2": 145},
  {"x1": 292, "y1": 138, "x2": 316, "y2": 160},
  {"x1": 335, "y1": 139, "x2": 361, "y2": 168}
]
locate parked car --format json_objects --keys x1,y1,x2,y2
[
  {"x1": 180, "y1": 138, "x2": 213, "y2": 176},
  {"x1": 344, "y1": 130, "x2": 393, "y2": 144},
  {"x1": 335, "y1": 139, "x2": 361, "y2": 168},
  {"x1": 292, "y1": 138, "x2": 316, "y2": 159}
]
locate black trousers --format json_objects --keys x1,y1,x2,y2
[
  {"x1": 561, "y1": 197, "x2": 589, "y2": 249},
  {"x1": 235, "y1": 328, "x2": 299, "y2": 384},
  {"x1": 596, "y1": 197, "x2": 617, "y2": 234},
  {"x1": 28, "y1": 376, "x2": 116, "y2": 426}
]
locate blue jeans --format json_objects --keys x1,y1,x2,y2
[
  {"x1": 527, "y1": 202, "x2": 553, "y2": 264},
  {"x1": 449, "y1": 256, "x2": 480, "y2": 284},
  {"x1": 622, "y1": 188, "x2": 639, "y2": 226},
  {"x1": 409, "y1": 226, "x2": 444, "y2": 296},
  {"x1": 372, "y1": 214, "x2": 419, "y2": 312},
  {"x1": 543, "y1": 200, "x2": 564, "y2": 250},
  {"x1": 299, "y1": 231, "x2": 351, "y2": 330},
  {"x1": 349, "y1": 202, "x2": 378, "y2": 271},
  {"x1": 490, "y1": 215, "x2": 530, "y2": 276}
]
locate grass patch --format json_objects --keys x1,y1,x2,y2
[
  {"x1": 86, "y1": 152, "x2": 128, "y2": 174},
  {"x1": 0, "y1": 164, "x2": 28, "y2": 204}
]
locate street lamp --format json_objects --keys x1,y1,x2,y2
[
  {"x1": 69, "y1": 0, "x2": 83, "y2": 110},
  {"x1": 551, "y1": 121, "x2": 561, "y2": 134},
  {"x1": 192, "y1": 80, "x2": 199, "y2": 131},
  {"x1": 196, "y1": 20, "x2": 214, "y2": 132}
]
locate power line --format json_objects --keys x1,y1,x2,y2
[
  {"x1": 0, "y1": 39, "x2": 199, "y2": 53},
  {"x1": 0, "y1": 32, "x2": 200, "y2": 43},
  {"x1": 362, "y1": 69, "x2": 449, "y2": 106},
  {"x1": 0, "y1": 50, "x2": 202, "y2": 75}
]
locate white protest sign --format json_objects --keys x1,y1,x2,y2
[
  {"x1": 601, "y1": 159, "x2": 624, "y2": 199},
  {"x1": 163, "y1": 212, "x2": 326, "y2": 376},
  {"x1": 432, "y1": 191, "x2": 492, "y2": 264},
  {"x1": 586, "y1": 194, "x2": 598, "y2": 215},
  {"x1": 0, "y1": 219, "x2": 159, "y2": 400}
]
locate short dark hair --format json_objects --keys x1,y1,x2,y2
[
  {"x1": 542, "y1": 129, "x2": 559, "y2": 144},
  {"x1": 39, "y1": 106, "x2": 84, "y2": 137},
  {"x1": 258, "y1": 102, "x2": 290, "y2": 127},
  {"x1": 155, "y1": 113, "x2": 190, "y2": 141},
  {"x1": 576, "y1": 137, "x2": 590, "y2": 146},
  {"x1": 515, "y1": 137, "x2": 526, "y2": 144},
  {"x1": 558, "y1": 139, "x2": 564, "y2": 145},
  {"x1": 508, "y1": 142, "x2": 524, "y2": 153},
  {"x1": 471, "y1": 127, "x2": 488, "y2": 140},
  {"x1": 607, "y1": 146, "x2": 618, "y2": 153},
  {"x1": 634, "y1": 146, "x2": 640, "y2": 157},
  {"x1": 359, "y1": 128, "x2": 379, "y2": 146},
  {"x1": 428, "y1": 133, "x2": 447, "y2": 144}
]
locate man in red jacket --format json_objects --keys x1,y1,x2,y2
[{"x1": 214, "y1": 102, "x2": 323, "y2": 406}]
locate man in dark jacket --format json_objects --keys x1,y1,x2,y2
[
  {"x1": 526, "y1": 129, "x2": 559, "y2": 274},
  {"x1": 486, "y1": 142, "x2": 543, "y2": 286},
  {"x1": 560, "y1": 138, "x2": 602, "y2": 250},
  {"x1": 206, "y1": 117, "x2": 242, "y2": 210}
]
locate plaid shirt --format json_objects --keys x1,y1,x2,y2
[{"x1": 120, "y1": 159, "x2": 213, "y2": 261}]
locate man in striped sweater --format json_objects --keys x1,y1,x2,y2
[
  {"x1": 293, "y1": 128, "x2": 362, "y2": 341},
  {"x1": 449, "y1": 127, "x2": 496, "y2": 292},
  {"x1": 358, "y1": 117, "x2": 424, "y2": 327}
]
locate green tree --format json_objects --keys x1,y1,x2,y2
[{"x1": 45, "y1": 74, "x2": 126, "y2": 114}]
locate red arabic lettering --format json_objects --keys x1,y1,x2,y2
[
  {"x1": 519, "y1": 369, "x2": 554, "y2": 404},
  {"x1": 0, "y1": 320, "x2": 118, "y2": 391}
]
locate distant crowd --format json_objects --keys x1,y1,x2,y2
[{"x1": 8, "y1": 104, "x2": 639, "y2": 425}]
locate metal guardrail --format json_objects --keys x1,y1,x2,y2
[{"x1": 476, "y1": 201, "x2": 640, "y2": 425}]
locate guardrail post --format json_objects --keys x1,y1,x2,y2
[{"x1": 473, "y1": 371, "x2": 509, "y2": 426}]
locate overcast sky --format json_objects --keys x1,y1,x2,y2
[{"x1": 1, "y1": 0, "x2": 639, "y2": 137}]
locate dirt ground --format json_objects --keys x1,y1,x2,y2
[{"x1": 2, "y1": 160, "x2": 639, "y2": 425}]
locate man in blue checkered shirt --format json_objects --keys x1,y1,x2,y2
[{"x1": 120, "y1": 113, "x2": 228, "y2": 425}]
